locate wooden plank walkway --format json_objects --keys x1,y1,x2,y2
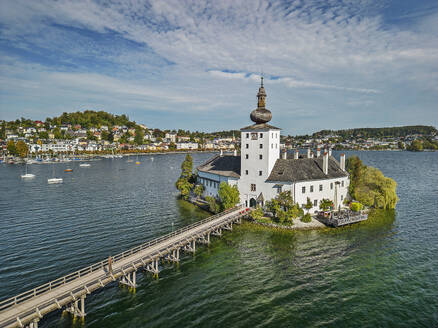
[{"x1": 0, "y1": 206, "x2": 250, "y2": 328}]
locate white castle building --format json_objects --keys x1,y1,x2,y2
[{"x1": 197, "y1": 78, "x2": 349, "y2": 213}]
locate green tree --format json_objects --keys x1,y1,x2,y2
[
  {"x1": 304, "y1": 197, "x2": 313, "y2": 214},
  {"x1": 134, "y1": 128, "x2": 144, "y2": 145},
  {"x1": 15, "y1": 140, "x2": 29, "y2": 158},
  {"x1": 180, "y1": 154, "x2": 193, "y2": 179},
  {"x1": 276, "y1": 190, "x2": 294, "y2": 211},
  {"x1": 266, "y1": 198, "x2": 281, "y2": 217},
  {"x1": 86, "y1": 131, "x2": 96, "y2": 141},
  {"x1": 53, "y1": 127, "x2": 62, "y2": 139},
  {"x1": 347, "y1": 156, "x2": 398, "y2": 209},
  {"x1": 205, "y1": 196, "x2": 220, "y2": 214},
  {"x1": 319, "y1": 199, "x2": 333, "y2": 211},
  {"x1": 175, "y1": 177, "x2": 193, "y2": 200},
  {"x1": 7, "y1": 140, "x2": 17, "y2": 156},
  {"x1": 193, "y1": 184, "x2": 205, "y2": 199},
  {"x1": 346, "y1": 155, "x2": 365, "y2": 196},
  {"x1": 218, "y1": 182, "x2": 240, "y2": 210},
  {"x1": 407, "y1": 139, "x2": 423, "y2": 151}
]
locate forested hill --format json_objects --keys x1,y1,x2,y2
[
  {"x1": 45, "y1": 111, "x2": 138, "y2": 129},
  {"x1": 312, "y1": 125, "x2": 437, "y2": 138}
]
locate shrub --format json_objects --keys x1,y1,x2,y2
[
  {"x1": 300, "y1": 213, "x2": 312, "y2": 223},
  {"x1": 350, "y1": 202, "x2": 363, "y2": 212},
  {"x1": 205, "y1": 196, "x2": 220, "y2": 214},
  {"x1": 251, "y1": 207, "x2": 264, "y2": 220}
]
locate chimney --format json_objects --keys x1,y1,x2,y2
[
  {"x1": 316, "y1": 148, "x2": 320, "y2": 158},
  {"x1": 328, "y1": 148, "x2": 332, "y2": 156},
  {"x1": 233, "y1": 149, "x2": 237, "y2": 156},
  {"x1": 323, "y1": 152, "x2": 328, "y2": 175},
  {"x1": 294, "y1": 150, "x2": 299, "y2": 159},
  {"x1": 220, "y1": 149, "x2": 223, "y2": 157},
  {"x1": 340, "y1": 153, "x2": 345, "y2": 171},
  {"x1": 282, "y1": 149, "x2": 287, "y2": 159},
  {"x1": 307, "y1": 148, "x2": 311, "y2": 158}
]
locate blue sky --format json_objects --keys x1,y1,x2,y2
[{"x1": 0, "y1": 0, "x2": 437, "y2": 135}]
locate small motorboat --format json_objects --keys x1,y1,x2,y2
[
  {"x1": 64, "y1": 168, "x2": 73, "y2": 172},
  {"x1": 79, "y1": 163, "x2": 90, "y2": 167},
  {"x1": 48, "y1": 178, "x2": 63, "y2": 184},
  {"x1": 136, "y1": 161, "x2": 141, "y2": 165}
]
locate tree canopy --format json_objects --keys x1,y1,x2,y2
[
  {"x1": 346, "y1": 156, "x2": 398, "y2": 209},
  {"x1": 218, "y1": 182, "x2": 240, "y2": 210}
]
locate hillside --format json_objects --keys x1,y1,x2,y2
[
  {"x1": 45, "y1": 110, "x2": 138, "y2": 129},
  {"x1": 311, "y1": 125, "x2": 437, "y2": 139}
]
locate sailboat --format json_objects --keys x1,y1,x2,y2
[
  {"x1": 48, "y1": 163, "x2": 63, "y2": 184},
  {"x1": 135, "y1": 154, "x2": 140, "y2": 165},
  {"x1": 21, "y1": 162, "x2": 35, "y2": 179}
]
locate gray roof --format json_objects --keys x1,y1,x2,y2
[
  {"x1": 197, "y1": 154, "x2": 241, "y2": 178},
  {"x1": 266, "y1": 156, "x2": 348, "y2": 182},
  {"x1": 240, "y1": 123, "x2": 281, "y2": 131}
]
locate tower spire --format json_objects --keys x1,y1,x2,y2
[{"x1": 250, "y1": 78, "x2": 272, "y2": 124}]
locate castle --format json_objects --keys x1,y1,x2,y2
[{"x1": 197, "y1": 78, "x2": 349, "y2": 213}]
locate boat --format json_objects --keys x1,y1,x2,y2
[
  {"x1": 64, "y1": 168, "x2": 73, "y2": 172},
  {"x1": 21, "y1": 160, "x2": 35, "y2": 179},
  {"x1": 79, "y1": 163, "x2": 90, "y2": 167},
  {"x1": 21, "y1": 173, "x2": 36, "y2": 179},
  {"x1": 135, "y1": 154, "x2": 141, "y2": 165},
  {"x1": 48, "y1": 178, "x2": 63, "y2": 184},
  {"x1": 48, "y1": 163, "x2": 63, "y2": 184}
]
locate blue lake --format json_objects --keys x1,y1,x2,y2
[{"x1": 0, "y1": 151, "x2": 437, "y2": 327}]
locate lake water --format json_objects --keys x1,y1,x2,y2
[{"x1": 0, "y1": 151, "x2": 437, "y2": 328}]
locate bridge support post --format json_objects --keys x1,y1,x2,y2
[
  {"x1": 120, "y1": 271, "x2": 137, "y2": 288},
  {"x1": 192, "y1": 240, "x2": 196, "y2": 253},
  {"x1": 65, "y1": 294, "x2": 86, "y2": 317},
  {"x1": 27, "y1": 319, "x2": 39, "y2": 328}
]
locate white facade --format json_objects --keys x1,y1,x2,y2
[
  {"x1": 176, "y1": 142, "x2": 198, "y2": 150},
  {"x1": 197, "y1": 171, "x2": 238, "y2": 198},
  {"x1": 269, "y1": 176, "x2": 349, "y2": 213},
  {"x1": 196, "y1": 78, "x2": 349, "y2": 210},
  {"x1": 238, "y1": 128, "x2": 280, "y2": 207}
]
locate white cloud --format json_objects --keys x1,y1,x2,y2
[{"x1": 0, "y1": 0, "x2": 437, "y2": 133}]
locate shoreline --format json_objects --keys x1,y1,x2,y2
[{"x1": 247, "y1": 217, "x2": 327, "y2": 231}]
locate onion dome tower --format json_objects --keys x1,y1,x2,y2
[{"x1": 250, "y1": 77, "x2": 272, "y2": 124}]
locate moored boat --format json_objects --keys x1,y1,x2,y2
[{"x1": 47, "y1": 178, "x2": 63, "y2": 184}]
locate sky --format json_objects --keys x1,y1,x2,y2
[{"x1": 0, "y1": 0, "x2": 437, "y2": 135}]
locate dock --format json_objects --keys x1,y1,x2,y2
[
  {"x1": 317, "y1": 210, "x2": 368, "y2": 227},
  {"x1": 0, "y1": 206, "x2": 249, "y2": 328}
]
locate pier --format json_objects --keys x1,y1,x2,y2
[
  {"x1": 317, "y1": 210, "x2": 368, "y2": 227},
  {"x1": 0, "y1": 206, "x2": 249, "y2": 328}
]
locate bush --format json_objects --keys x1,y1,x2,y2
[
  {"x1": 205, "y1": 196, "x2": 220, "y2": 214},
  {"x1": 347, "y1": 156, "x2": 398, "y2": 209},
  {"x1": 251, "y1": 207, "x2": 264, "y2": 220},
  {"x1": 300, "y1": 213, "x2": 312, "y2": 223},
  {"x1": 350, "y1": 202, "x2": 363, "y2": 212}
]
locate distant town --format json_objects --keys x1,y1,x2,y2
[{"x1": 1, "y1": 110, "x2": 437, "y2": 160}]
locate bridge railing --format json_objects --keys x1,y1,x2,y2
[{"x1": 0, "y1": 205, "x2": 246, "y2": 312}]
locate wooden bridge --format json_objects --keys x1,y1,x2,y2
[{"x1": 0, "y1": 206, "x2": 250, "y2": 328}]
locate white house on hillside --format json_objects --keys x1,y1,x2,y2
[{"x1": 197, "y1": 78, "x2": 349, "y2": 213}]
